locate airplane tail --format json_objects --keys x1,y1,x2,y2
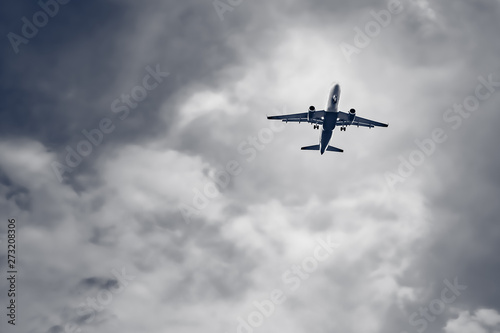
[
  {"x1": 301, "y1": 145, "x2": 344, "y2": 153},
  {"x1": 326, "y1": 145, "x2": 343, "y2": 152},
  {"x1": 301, "y1": 145, "x2": 320, "y2": 151}
]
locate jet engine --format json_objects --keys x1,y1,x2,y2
[
  {"x1": 308, "y1": 106, "x2": 315, "y2": 121},
  {"x1": 348, "y1": 108, "x2": 356, "y2": 122}
]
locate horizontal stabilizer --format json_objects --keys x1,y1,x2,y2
[
  {"x1": 301, "y1": 145, "x2": 320, "y2": 151},
  {"x1": 300, "y1": 145, "x2": 344, "y2": 152},
  {"x1": 326, "y1": 145, "x2": 343, "y2": 152}
]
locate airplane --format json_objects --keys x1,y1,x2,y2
[{"x1": 267, "y1": 83, "x2": 388, "y2": 154}]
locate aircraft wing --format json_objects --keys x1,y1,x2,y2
[
  {"x1": 338, "y1": 111, "x2": 388, "y2": 128},
  {"x1": 267, "y1": 111, "x2": 325, "y2": 124}
]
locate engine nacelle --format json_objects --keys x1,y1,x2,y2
[
  {"x1": 308, "y1": 106, "x2": 315, "y2": 121},
  {"x1": 348, "y1": 108, "x2": 356, "y2": 122}
]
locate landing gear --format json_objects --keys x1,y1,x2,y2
[
  {"x1": 313, "y1": 124, "x2": 319, "y2": 129},
  {"x1": 340, "y1": 126, "x2": 346, "y2": 131}
]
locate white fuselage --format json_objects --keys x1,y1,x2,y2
[{"x1": 319, "y1": 84, "x2": 340, "y2": 154}]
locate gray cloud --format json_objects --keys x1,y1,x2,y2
[{"x1": 1, "y1": 0, "x2": 500, "y2": 333}]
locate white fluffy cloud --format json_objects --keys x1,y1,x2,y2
[{"x1": 444, "y1": 308, "x2": 500, "y2": 333}]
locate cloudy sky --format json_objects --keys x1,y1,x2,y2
[{"x1": 1, "y1": 0, "x2": 500, "y2": 332}]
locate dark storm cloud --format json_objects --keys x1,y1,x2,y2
[
  {"x1": 0, "y1": 0, "x2": 254, "y2": 185},
  {"x1": 374, "y1": 2, "x2": 500, "y2": 329},
  {"x1": 398, "y1": 102, "x2": 500, "y2": 332}
]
